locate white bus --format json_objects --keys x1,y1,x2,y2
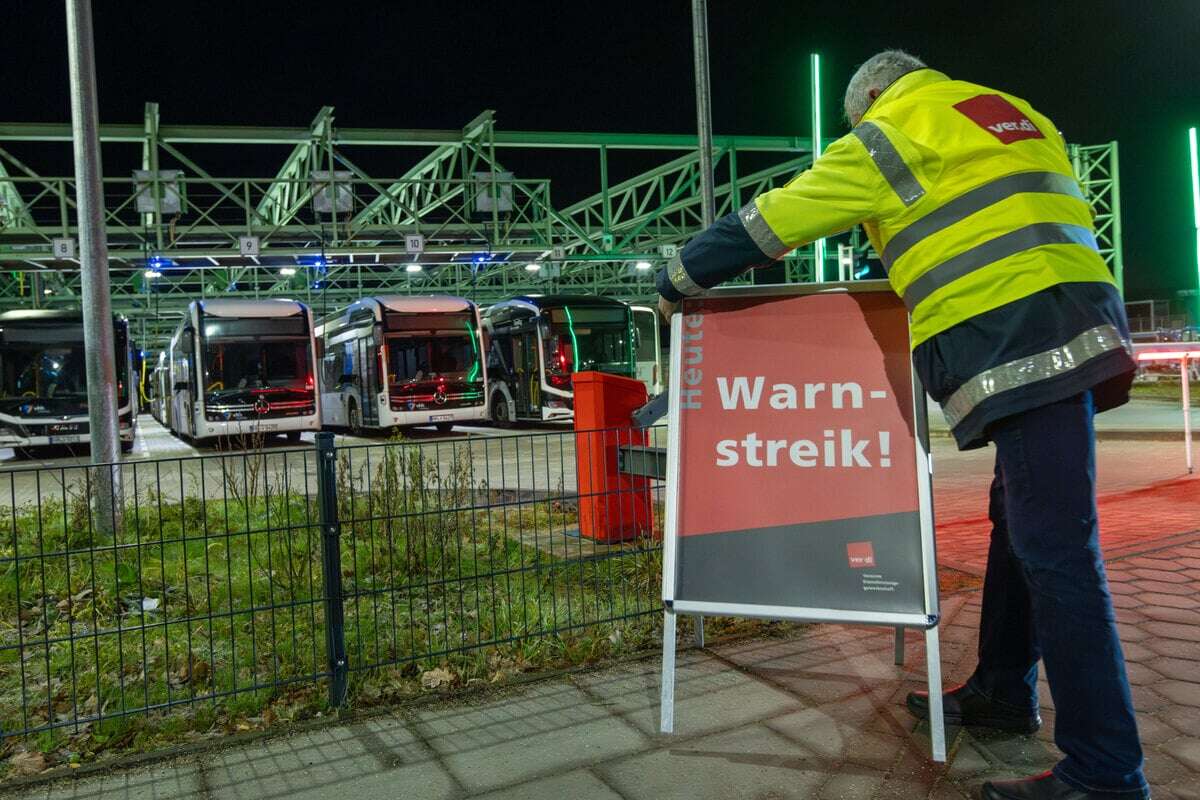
[
  {"x1": 166, "y1": 299, "x2": 320, "y2": 444},
  {"x1": 0, "y1": 309, "x2": 138, "y2": 452},
  {"x1": 148, "y1": 351, "x2": 169, "y2": 427},
  {"x1": 482, "y1": 295, "x2": 637, "y2": 424},
  {"x1": 630, "y1": 305, "x2": 664, "y2": 396},
  {"x1": 317, "y1": 295, "x2": 487, "y2": 434}
]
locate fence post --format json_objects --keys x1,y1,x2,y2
[{"x1": 316, "y1": 432, "x2": 349, "y2": 707}]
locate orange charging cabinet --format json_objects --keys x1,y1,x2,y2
[{"x1": 572, "y1": 371, "x2": 653, "y2": 542}]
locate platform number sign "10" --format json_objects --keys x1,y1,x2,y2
[{"x1": 405, "y1": 234, "x2": 425, "y2": 254}]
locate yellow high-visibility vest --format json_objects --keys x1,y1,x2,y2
[{"x1": 746, "y1": 68, "x2": 1115, "y2": 349}]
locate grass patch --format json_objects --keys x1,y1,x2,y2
[
  {"x1": 0, "y1": 438, "x2": 794, "y2": 778},
  {"x1": 1130, "y1": 379, "x2": 1200, "y2": 405},
  {"x1": 0, "y1": 435, "x2": 967, "y2": 779}
]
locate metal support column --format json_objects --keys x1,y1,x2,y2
[
  {"x1": 316, "y1": 432, "x2": 349, "y2": 706},
  {"x1": 1183, "y1": 356, "x2": 1194, "y2": 475},
  {"x1": 65, "y1": 0, "x2": 122, "y2": 532},
  {"x1": 691, "y1": 0, "x2": 716, "y2": 228},
  {"x1": 599, "y1": 144, "x2": 612, "y2": 235},
  {"x1": 1109, "y1": 140, "x2": 1124, "y2": 296}
]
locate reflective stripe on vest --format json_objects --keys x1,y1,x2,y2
[
  {"x1": 881, "y1": 171, "x2": 1086, "y2": 270},
  {"x1": 739, "y1": 200, "x2": 790, "y2": 260},
  {"x1": 941, "y1": 323, "x2": 1129, "y2": 428},
  {"x1": 901, "y1": 222, "x2": 1098, "y2": 311},
  {"x1": 666, "y1": 254, "x2": 705, "y2": 297},
  {"x1": 851, "y1": 122, "x2": 925, "y2": 206}
]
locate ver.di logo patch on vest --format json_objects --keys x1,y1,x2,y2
[{"x1": 953, "y1": 94, "x2": 1046, "y2": 143}]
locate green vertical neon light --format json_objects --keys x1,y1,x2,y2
[
  {"x1": 562, "y1": 305, "x2": 580, "y2": 372},
  {"x1": 810, "y1": 53, "x2": 825, "y2": 283},
  {"x1": 1190, "y1": 127, "x2": 1200, "y2": 324}
]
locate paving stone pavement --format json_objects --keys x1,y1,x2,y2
[
  {"x1": 930, "y1": 439, "x2": 1199, "y2": 576},
  {"x1": 8, "y1": 532, "x2": 1198, "y2": 800}
]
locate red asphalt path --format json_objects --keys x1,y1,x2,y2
[{"x1": 931, "y1": 438, "x2": 1200, "y2": 575}]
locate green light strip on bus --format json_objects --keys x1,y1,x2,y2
[
  {"x1": 464, "y1": 320, "x2": 481, "y2": 383},
  {"x1": 562, "y1": 306, "x2": 581, "y2": 372}
]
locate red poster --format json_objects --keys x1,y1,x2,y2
[
  {"x1": 678, "y1": 291, "x2": 918, "y2": 535},
  {"x1": 670, "y1": 289, "x2": 928, "y2": 614}
]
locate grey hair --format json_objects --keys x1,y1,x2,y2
[{"x1": 843, "y1": 50, "x2": 927, "y2": 125}]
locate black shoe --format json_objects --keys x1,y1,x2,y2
[
  {"x1": 906, "y1": 682, "x2": 1041, "y2": 733},
  {"x1": 981, "y1": 771, "x2": 1149, "y2": 800}
]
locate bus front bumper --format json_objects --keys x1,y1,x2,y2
[
  {"x1": 383, "y1": 405, "x2": 488, "y2": 427},
  {"x1": 0, "y1": 419, "x2": 135, "y2": 448},
  {"x1": 197, "y1": 416, "x2": 322, "y2": 439}
]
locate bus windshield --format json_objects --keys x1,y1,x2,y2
[
  {"x1": 0, "y1": 326, "x2": 129, "y2": 416},
  {"x1": 2, "y1": 345, "x2": 86, "y2": 401},
  {"x1": 543, "y1": 307, "x2": 633, "y2": 376},
  {"x1": 387, "y1": 331, "x2": 480, "y2": 385},
  {"x1": 203, "y1": 339, "x2": 313, "y2": 396}
]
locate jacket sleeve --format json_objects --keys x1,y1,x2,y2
[{"x1": 657, "y1": 131, "x2": 885, "y2": 303}]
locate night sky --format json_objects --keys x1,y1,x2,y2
[{"x1": 4, "y1": 1, "x2": 1198, "y2": 302}]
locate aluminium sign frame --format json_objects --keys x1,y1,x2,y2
[{"x1": 657, "y1": 280, "x2": 947, "y2": 762}]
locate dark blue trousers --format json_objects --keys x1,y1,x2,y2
[{"x1": 970, "y1": 392, "x2": 1148, "y2": 796}]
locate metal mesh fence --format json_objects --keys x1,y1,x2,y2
[{"x1": 0, "y1": 426, "x2": 665, "y2": 739}]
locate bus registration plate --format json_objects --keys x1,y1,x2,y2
[
  {"x1": 49, "y1": 435, "x2": 83, "y2": 445},
  {"x1": 429, "y1": 414, "x2": 453, "y2": 422}
]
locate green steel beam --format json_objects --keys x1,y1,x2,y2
[
  {"x1": 0, "y1": 120, "x2": 810, "y2": 151},
  {"x1": 0, "y1": 107, "x2": 1117, "y2": 348},
  {"x1": 0, "y1": 144, "x2": 65, "y2": 233},
  {"x1": 141, "y1": 102, "x2": 162, "y2": 245},
  {"x1": 1069, "y1": 141, "x2": 1123, "y2": 294},
  {"x1": 810, "y1": 53, "x2": 826, "y2": 282},
  {"x1": 559, "y1": 148, "x2": 811, "y2": 255},
  {"x1": 349, "y1": 111, "x2": 493, "y2": 230},
  {"x1": 255, "y1": 106, "x2": 335, "y2": 226},
  {"x1": 0, "y1": 159, "x2": 33, "y2": 232}
]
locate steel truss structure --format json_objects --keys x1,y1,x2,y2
[
  {"x1": 0, "y1": 105, "x2": 1121, "y2": 346},
  {"x1": 1070, "y1": 142, "x2": 1124, "y2": 294}
]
